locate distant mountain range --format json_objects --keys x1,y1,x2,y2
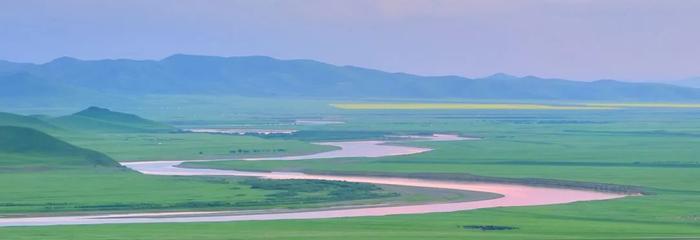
[
  {"x1": 669, "y1": 77, "x2": 700, "y2": 88},
  {"x1": 2, "y1": 54, "x2": 700, "y2": 103}
]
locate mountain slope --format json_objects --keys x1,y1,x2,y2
[
  {"x1": 50, "y1": 107, "x2": 176, "y2": 133},
  {"x1": 1, "y1": 54, "x2": 700, "y2": 101},
  {"x1": 0, "y1": 126, "x2": 119, "y2": 168},
  {"x1": 0, "y1": 60, "x2": 34, "y2": 73},
  {"x1": 0, "y1": 72, "x2": 128, "y2": 107},
  {"x1": 669, "y1": 77, "x2": 700, "y2": 88},
  {"x1": 0, "y1": 72, "x2": 74, "y2": 98}
]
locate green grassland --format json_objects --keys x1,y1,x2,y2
[
  {"x1": 2, "y1": 202, "x2": 699, "y2": 240},
  {"x1": 0, "y1": 138, "x2": 472, "y2": 216},
  {"x1": 0, "y1": 108, "x2": 488, "y2": 218},
  {"x1": 1, "y1": 166, "x2": 438, "y2": 215},
  {"x1": 0, "y1": 125, "x2": 395, "y2": 215},
  {"x1": 171, "y1": 108, "x2": 699, "y2": 239},
  {"x1": 63, "y1": 132, "x2": 336, "y2": 161},
  {"x1": 0, "y1": 153, "x2": 491, "y2": 216},
  {"x1": 1, "y1": 103, "x2": 700, "y2": 239},
  {"x1": 0, "y1": 106, "x2": 336, "y2": 161}
]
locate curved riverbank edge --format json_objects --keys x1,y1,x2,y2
[
  {"x1": 0, "y1": 134, "x2": 633, "y2": 227},
  {"x1": 0, "y1": 162, "x2": 626, "y2": 227}
]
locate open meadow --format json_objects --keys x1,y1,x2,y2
[{"x1": 1, "y1": 99, "x2": 699, "y2": 239}]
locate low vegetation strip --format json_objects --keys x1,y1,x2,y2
[
  {"x1": 461, "y1": 225, "x2": 519, "y2": 231},
  {"x1": 330, "y1": 103, "x2": 616, "y2": 110},
  {"x1": 0, "y1": 176, "x2": 398, "y2": 215},
  {"x1": 243, "y1": 179, "x2": 398, "y2": 204}
]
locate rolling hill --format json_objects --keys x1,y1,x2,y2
[
  {"x1": 49, "y1": 107, "x2": 176, "y2": 133},
  {"x1": 0, "y1": 112, "x2": 62, "y2": 133},
  {"x1": 0, "y1": 126, "x2": 119, "y2": 168},
  {"x1": 1, "y1": 54, "x2": 700, "y2": 102}
]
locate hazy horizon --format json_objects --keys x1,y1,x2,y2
[
  {"x1": 2, "y1": 0, "x2": 700, "y2": 81},
  {"x1": 0, "y1": 53, "x2": 649, "y2": 82}
]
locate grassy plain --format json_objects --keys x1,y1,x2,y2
[
  {"x1": 62, "y1": 132, "x2": 336, "y2": 161},
  {"x1": 1, "y1": 99, "x2": 700, "y2": 239},
  {"x1": 177, "y1": 107, "x2": 700, "y2": 239},
  {"x1": 0, "y1": 107, "x2": 489, "y2": 217},
  {"x1": 0, "y1": 109, "x2": 390, "y2": 216}
]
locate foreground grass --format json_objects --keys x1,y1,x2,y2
[
  {"x1": 2, "y1": 194, "x2": 699, "y2": 240},
  {"x1": 0, "y1": 168, "x2": 261, "y2": 215}
]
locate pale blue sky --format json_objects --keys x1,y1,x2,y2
[{"x1": 1, "y1": 0, "x2": 699, "y2": 81}]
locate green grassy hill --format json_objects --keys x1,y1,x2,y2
[
  {"x1": 0, "y1": 126, "x2": 119, "y2": 168},
  {"x1": 50, "y1": 106, "x2": 176, "y2": 133},
  {"x1": 0, "y1": 112, "x2": 62, "y2": 133}
]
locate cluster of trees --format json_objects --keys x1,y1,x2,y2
[
  {"x1": 228, "y1": 148, "x2": 286, "y2": 154},
  {"x1": 461, "y1": 225, "x2": 519, "y2": 231},
  {"x1": 261, "y1": 130, "x2": 390, "y2": 141},
  {"x1": 195, "y1": 148, "x2": 287, "y2": 155}
]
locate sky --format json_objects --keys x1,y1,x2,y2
[{"x1": 1, "y1": 0, "x2": 699, "y2": 81}]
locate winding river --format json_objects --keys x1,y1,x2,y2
[{"x1": 0, "y1": 134, "x2": 627, "y2": 227}]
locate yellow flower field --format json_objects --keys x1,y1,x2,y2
[{"x1": 330, "y1": 103, "x2": 616, "y2": 110}]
